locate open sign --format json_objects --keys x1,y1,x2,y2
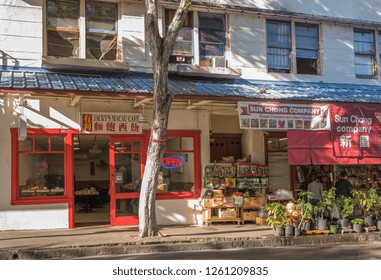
[{"x1": 161, "y1": 155, "x2": 184, "y2": 169}]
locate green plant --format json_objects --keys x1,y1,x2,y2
[
  {"x1": 351, "y1": 187, "x2": 378, "y2": 216},
  {"x1": 314, "y1": 187, "x2": 336, "y2": 221},
  {"x1": 337, "y1": 195, "x2": 355, "y2": 220},
  {"x1": 351, "y1": 218, "x2": 364, "y2": 225},
  {"x1": 265, "y1": 202, "x2": 287, "y2": 229},
  {"x1": 296, "y1": 189, "x2": 313, "y2": 228}
]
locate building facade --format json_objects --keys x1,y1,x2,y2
[{"x1": 2, "y1": 0, "x2": 381, "y2": 230}]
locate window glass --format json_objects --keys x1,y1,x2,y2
[
  {"x1": 133, "y1": 140, "x2": 141, "y2": 152},
  {"x1": 182, "y1": 137, "x2": 194, "y2": 150},
  {"x1": 114, "y1": 153, "x2": 141, "y2": 193},
  {"x1": 35, "y1": 136, "x2": 49, "y2": 151},
  {"x1": 167, "y1": 137, "x2": 180, "y2": 151},
  {"x1": 267, "y1": 20, "x2": 291, "y2": 72},
  {"x1": 51, "y1": 136, "x2": 65, "y2": 151},
  {"x1": 159, "y1": 152, "x2": 194, "y2": 192},
  {"x1": 199, "y1": 13, "x2": 225, "y2": 57},
  {"x1": 354, "y1": 29, "x2": 375, "y2": 78},
  {"x1": 165, "y1": 9, "x2": 193, "y2": 64},
  {"x1": 46, "y1": 0, "x2": 79, "y2": 58},
  {"x1": 85, "y1": 1, "x2": 117, "y2": 60},
  {"x1": 19, "y1": 153, "x2": 65, "y2": 197},
  {"x1": 123, "y1": 140, "x2": 132, "y2": 152}
]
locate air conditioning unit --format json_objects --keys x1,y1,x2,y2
[{"x1": 212, "y1": 57, "x2": 226, "y2": 68}]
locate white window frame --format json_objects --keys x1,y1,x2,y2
[
  {"x1": 44, "y1": 0, "x2": 119, "y2": 61},
  {"x1": 266, "y1": 19, "x2": 321, "y2": 75}
]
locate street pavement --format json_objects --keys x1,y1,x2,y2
[{"x1": 1, "y1": 223, "x2": 381, "y2": 259}]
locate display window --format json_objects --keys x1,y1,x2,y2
[
  {"x1": 11, "y1": 128, "x2": 76, "y2": 205},
  {"x1": 151, "y1": 130, "x2": 202, "y2": 199}
]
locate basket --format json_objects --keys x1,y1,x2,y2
[{"x1": 201, "y1": 198, "x2": 214, "y2": 207}]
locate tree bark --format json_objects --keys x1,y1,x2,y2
[{"x1": 139, "y1": 0, "x2": 191, "y2": 239}]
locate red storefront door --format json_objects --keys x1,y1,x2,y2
[{"x1": 109, "y1": 136, "x2": 145, "y2": 226}]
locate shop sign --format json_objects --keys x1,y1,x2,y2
[
  {"x1": 81, "y1": 112, "x2": 142, "y2": 134},
  {"x1": 331, "y1": 105, "x2": 381, "y2": 157},
  {"x1": 237, "y1": 102, "x2": 330, "y2": 130},
  {"x1": 161, "y1": 155, "x2": 184, "y2": 169}
]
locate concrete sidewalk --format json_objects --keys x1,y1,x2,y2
[{"x1": 1, "y1": 224, "x2": 381, "y2": 259}]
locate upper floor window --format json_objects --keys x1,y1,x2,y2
[
  {"x1": 46, "y1": 0, "x2": 118, "y2": 61},
  {"x1": 267, "y1": 20, "x2": 291, "y2": 72},
  {"x1": 295, "y1": 23, "x2": 319, "y2": 75},
  {"x1": 165, "y1": 9, "x2": 194, "y2": 64},
  {"x1": 164, "y1": 10, "x2": 226, "y2": 67},
  {"x1": 199, "y1": 13, "x2": 226, "y2": 58},
  {"x1": 354, "y1": 29, "x2": 376, "y2": 79},
  {"x1": 267, "y1": 20, "x2": 320, "y2": 75},
  {"x1": 47, "y1": 0, "x2": 80, "y2": 57}
]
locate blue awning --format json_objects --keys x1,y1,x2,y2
[{"x1": 1, "y1": 66, "x2": 381, "y2": 104}]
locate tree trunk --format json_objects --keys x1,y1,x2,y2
[
  {"x1": 138, "y1": 63, "x2": 173, "y2": 238},
  {"x1": 139, "y1": 0, "x2": 191, "y2": 239}
]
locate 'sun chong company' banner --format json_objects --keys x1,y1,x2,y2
[
  {"x1": 237, "y1": 102, "x2": 330, "y2": 130},
  {"x1": 330, "y1": 105, "x2": 381, "y2": 157}
]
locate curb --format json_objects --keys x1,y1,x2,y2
[{"x1": 1, "y1": 232, "x2": 381, "y2": 260}]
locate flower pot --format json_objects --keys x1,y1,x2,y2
[
  {"x1": 294, "y1": 227, "x2": 302, "y2": 236},
  {"x1": 377, "y1": 220, "x2": 381, "y2": 231},
  {"x1": 317, "y1": 218, "x2": 327, "y2": 230},
  {"x1": 274, "y1": 226, "x2": 285, "y2": 237},
  {"x1": 364, "y1": 216, "x2": 374, "y2": 227},
  {"x1": 339, "y1": 218, "x2": 349, "y2": 228},
  {"x1": 353, "y1": 224, "x2": 362, "y2": 233},
  {"x1": 285, "y1": 225, "x2": 294, "y2": 237},
  {"x1": 330, "y1": 224, "x2": 337, "y2": 234},
  {"x1": 301, "y1": 221, "x2": 311, "y2": 231}
]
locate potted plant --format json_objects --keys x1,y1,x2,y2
[
  {"x1": 296, "y1": 189, "x2": 313, "y2": 231},
  {"x1": 351, "y1": 187, "x2": 378, "y2": 226},
  {"x1": 314, "y1": 187, "x2": 336, "y2": 230},
  {"x1": 337, "y1": 195, "x2": 355, "y2": 228},
  {"x1": 374, "y1": 196, "x2": 381, "y2": 231},
  {"x1": 351, "y1": 218, "x2": 364, "y2": 233},
  {"x1": 265, "y1": 202, "x2": 287, "y2": 236}
]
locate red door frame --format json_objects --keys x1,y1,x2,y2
[{"x1": 109, "y1": 134, "x2": 147, "y2": 226}]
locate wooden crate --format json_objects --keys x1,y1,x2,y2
[
  {"x1": 219, "y1": 208, "x2": 237, "y2": 219},
  {"x1": 201, "y1": 198, "x2": 214, "y2": 207},
  {"x1": 255, "y1": 217, "x2": 267, "y2": 225},
  {"x1": 258, "y1": 198, "x2": 267, "y2": 206},
  {"x1": 242, "y1": 211, "x2": 259, "y2": 221}
]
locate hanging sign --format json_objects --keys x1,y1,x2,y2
[
  {"x1": 330, "y1": 105, "x2": 381, "y2": 157},
  {"x1": 161, "y1": 155, "x2": 185, "y2": 169},
  {"x1": 81, "y1": 112, "x2": 142, "y2": 134},
  {"x1": 237, "y1": 102, "x2": 330, "y2": 130}
]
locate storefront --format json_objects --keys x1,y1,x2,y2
[{"x1": 3, "y1": 93, "x2": 208, "y2": 230}]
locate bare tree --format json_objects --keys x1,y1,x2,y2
[{"x1": 138, "y1": 0, "x2": 192, "y2": 239}]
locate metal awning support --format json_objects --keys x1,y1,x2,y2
[
  {"x1": 134, "y1": 98, "x2": 152, "y2": 108},
  {"x1": 186, "y1": 100, "x2": 212, "y2": 110},
  {"x1": 68, "y1": 95, "x2": 82, "y2": 107}
]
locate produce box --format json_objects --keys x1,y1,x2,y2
[
  {"x1": 258, "y1": 198, "x2": 268, "y2": 206},
  {"x1": 201, "y1": 198, "x2": 214, "y2": 207},
  {"x1": 219, "y1": 208, "x2": 237, "y2": 219},
  {"x1": 242, "y1": 211, "x2": 259, "y2": 220},
  {"x1": 256, "y1": 217, "x2": 267, "y2": 225}
]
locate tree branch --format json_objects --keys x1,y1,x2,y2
[
  {"x1": 164, "y1": 0, "x2": 192, "y2": 62},
  {"x1": 145, "y1": 0, "x2": 164, "y2": 62}
]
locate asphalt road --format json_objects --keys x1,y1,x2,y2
[{"x1": 81, "y1": 241, "x2": 381, "y2": 260}]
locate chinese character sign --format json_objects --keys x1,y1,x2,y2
[
  {"x1": 330, "y1": 105, "x2": 381, "y2": 157},
  {"x1": 81, "y1": 112, "x2": 143, "y2": 134},
  {"x1": 237, "y1": 102, "x2": 330, "y2": 130}
]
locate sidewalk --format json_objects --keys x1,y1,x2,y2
[{"x1": 1, "y1": 223, "x2": 381, "y2": 259}]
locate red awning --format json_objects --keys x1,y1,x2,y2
[{"x1": 287, "y1": 130, "x2": 379, "y2": 165}]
